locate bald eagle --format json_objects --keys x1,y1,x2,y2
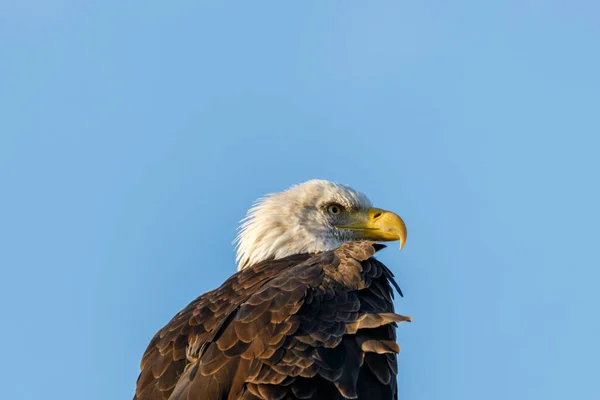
[{"x1": 134, "y1": 180, "x2": 410, "y2": 400}]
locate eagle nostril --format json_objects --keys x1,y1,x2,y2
[{"x1": 373, "y1": 212, "x2": 382, "y2": 220}]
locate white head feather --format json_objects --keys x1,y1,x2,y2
[{"x1": 234, "y1": 179, "x2": 372, "y2": 270}]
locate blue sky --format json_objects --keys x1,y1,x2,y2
[{"x1": 1, "y1": 1, "x2": 599, "y2": 399}]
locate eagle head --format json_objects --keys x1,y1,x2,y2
[{"x1": 235, "y1": 179, "x2": 407, "y2": 270}]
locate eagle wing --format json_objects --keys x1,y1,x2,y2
[{"x1": 134, "y1": 242, "x2": 408, "y2": 400}]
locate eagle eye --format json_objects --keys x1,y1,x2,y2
[{"x1": 326, "y1": 204, "x2": 344, "y2": 216}]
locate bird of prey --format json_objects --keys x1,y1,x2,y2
[{"x1": 133, "y1": 179, "x2": 410, "y2": 400}]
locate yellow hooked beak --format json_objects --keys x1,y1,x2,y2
[{"x1": 338, "y1": 208, "x2": 407, "y2": 249}]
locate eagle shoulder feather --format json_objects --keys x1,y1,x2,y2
[{"x1": 134, "y1": 241, "x2": 408, "y2": 400}]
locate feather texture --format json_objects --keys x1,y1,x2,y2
[{"x1": 134, "y1": 241, "x2": 409, "y2": 400}]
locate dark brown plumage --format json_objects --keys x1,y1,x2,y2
[{"x1": 134, "y1": 241, "x2": 409, "y2": 400}]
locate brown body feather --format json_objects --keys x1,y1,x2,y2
[{"x1": 134, "y1": 241, "x2": 409, "y2": 400}]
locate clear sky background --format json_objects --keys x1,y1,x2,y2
[{"x1": 1, "y1": 1, "x2": 599, "y2": 399}]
